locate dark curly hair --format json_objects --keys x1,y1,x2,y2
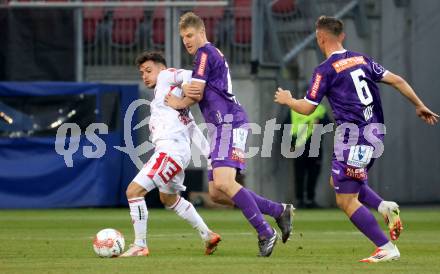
[{"x1": 135, "y1": 51, "x2": 167, "y2": 68}]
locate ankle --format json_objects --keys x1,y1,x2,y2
[
  {"x1": 379, "y1": 241, "x2": 394, "y2": 250},
  {"x1": 134, "y1": 239, "x2": 147, "y2": 248}
]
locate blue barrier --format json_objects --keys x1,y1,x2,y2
[{"x1": 0, "y1": 82, "x2": 139, "y2": 208}]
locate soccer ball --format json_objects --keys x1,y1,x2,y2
[{"x1": 93, "y1": 228, "x2": 125, "y2": 258}]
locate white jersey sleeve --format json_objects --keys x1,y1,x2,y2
[
  {"x1": 172, "y1": 69, "x2": 192, "y2": 86},
  {"x1": 158, "y1": 69, "x2": 192, "y2": 96}
]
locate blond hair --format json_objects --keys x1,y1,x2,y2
[
  {"x1": 179, "y1": 12, "x2": 205, "y2": 31},
  {"x1": 315, "y1": 16, "x2": 344, "y2": 36}
]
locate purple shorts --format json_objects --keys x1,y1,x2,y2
[
  {"x1": 207, "y1": 125, "x2": 248, "y2": 181},
  {"x1": 331, "y1": 144, "x2": 376, "y2": 194}
]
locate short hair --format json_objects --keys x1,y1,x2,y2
[
  {"x1": 135, "y1": 51, "x2": 166, "y2": 67},
  {"x1": 315, "y1": 16, "x2": 344, "y2": 36},
  {"x1": 179, "y1": 12, "x2": 205, "y2": 31}
]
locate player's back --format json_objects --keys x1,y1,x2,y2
[
  {"x1": 307, "y1": 50, "x2": 386, "y2": 129},
  {"x1": 149, "y1": 69, "x2": 194, "y2": 144}
]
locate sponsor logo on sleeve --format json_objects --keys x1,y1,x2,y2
[
  {"x1": 197, "y1": 52, "x2": 208, "y2": 77},
  {"x1": 310, "y1": 73, "x2": 322, "y2": 99},
  {"x1": 372, "y1": 61, "x2": 385, "y2": 75}
]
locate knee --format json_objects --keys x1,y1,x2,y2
[
  {"x1": 212, "y1": 179, "x2": 229, "y2": 193},
  {"x1": 209, "y1": 190, "x2": 224, "y2": 204},
  {"x1": 159, "y1": 193, "x2": 178, "y2": 208},
  {"x1": 126, "y1": 182, "x2": 146, "y2": 199},
  {"x1": 335, "y1": 195, "x2": 357, "y2": 213},
  {"x1": 335, "y1": 196, "x2": 348, "y2": 211}
]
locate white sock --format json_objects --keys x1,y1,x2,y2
[
  {"x1": 378, "y1": 201, "x2": 399, "y2": 215},
  {"x1": 128, "y1": 197, "x2": 148, "y2": 248},
  {"x1": 380, "y1": 241, "x2": 395, "y2": 250},
  {"x1": 168, "y1": 196, "x2": 210, "y2": 241},
  {"x1": 378, "y1": 201, "x2": 387, "y2": 215}
]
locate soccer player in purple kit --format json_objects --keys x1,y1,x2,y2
[
  {"x1": 275, "y1": 16, "x2": 439, "y2": 262},
  {"x1": 165, "y1": 12, "x2": 294, "y2": 257}
]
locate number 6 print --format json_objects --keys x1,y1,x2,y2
[{"x1": 350, "y1": 68, "x2": 373, "y2": 106}]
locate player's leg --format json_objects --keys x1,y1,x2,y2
[
  {"x1": 160, "y1": 192, "x2": 221, "y2": 255},
  {"x1": 331, "y1": 174, "x2": 400, "y2": 262},
  {"x1": 160, "y1": 189, "x2": 211, "y2": 241},
  {"x1": 208, "y1": 125, "x2": 285, "y2": 218},
  {"x1": 208, "y1": 180, "x2": 235, "y2": 206},
  {"x1": 121, "y1": 150, "x2": 181, "y2": 257},
  {"x1": 245, "y1": 188, "x2": 293, "y2": 243},
  {"x1": 208, "y1": 124, "x2": 290, "y2": 231},
  {"x1": 335, "y1": 191, "x2": 390, "y2": 248},
  {"x1": 153, "y1": 144, "x2": 222, "y2": 255},
  {"x1": 208, "y1": 173, "x2": 285, "y2": 219},
  {"x1": 212, "y1": 166, "x2": 278, "y2": 256},
  {"x1": 208, "y1": 176, "x2": 293, "y2": 244},
  {"x1": 337, "y1": 165, "x2": 388, "y2": 213},
  {"x1": 351, "y1": 154, "x2": 402, "y2": 240},
  {"x1": 120, "y1": 179, "x2": 152, "y2": 257},
  {"x1": 358, "y1": 184, "x2": 382, "y2": 209},
  {"x1": 358, "y1": 184, "x2": 403, "y2": 240}
]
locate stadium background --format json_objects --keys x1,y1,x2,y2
[{"x1": 0, "y1": 0, "x2": 439, "y2": 208}]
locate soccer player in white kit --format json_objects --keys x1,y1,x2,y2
[{"x1": 120, "y1": 51, "x2": 221, "y2": 257}]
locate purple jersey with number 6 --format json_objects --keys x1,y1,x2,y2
[
  {"x1": 305, "y1": 50, "x2": 388, "y2": 194},
  {"x1": 305, "y1": 49, "x2": 386, "y2": 128}
]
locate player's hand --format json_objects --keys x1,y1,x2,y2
[
  {"x1": 164, "y1": 93, "x2": 182, "y2": 109},
  {"x1": 183, "y1": 83, "x2": 202, "y2": 100},
  {"x1": 416, "y1": 105, "x2": 439, "y2": 125},
  {"x1": 274, "y1": 87, "x2": 293, "y2": 105}
]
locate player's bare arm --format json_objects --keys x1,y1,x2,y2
[
  {"x1": 274, "y1": 87, "x2": 316, "y2": 115},
  {"x1": 183, "y1": 81, "x2": 205, "y2": 102},
  {"x1": 381, "y1": 72, "x2": 439, "y2": 125},
  {"x1": 164, "y1": 93, "x2": 197, "y2": 109}
]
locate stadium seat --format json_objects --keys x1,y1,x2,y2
[
  {"x1": 152, "y1": 6, "x2": 165, "y2": 48},
  {"x1": 83, "y1": 0, "x2": 105, "y2": 45},
  {"x1": 111, "y1": 0, "x2": 145, "y2": 46},
  {"x1": 193, "y1": 0, "x2": 225, "y2": 43},
  {"x1": 233, "y1": 0, "x2": 252, "y2": 45},
  {"x1": 271, "y1": 0, "x2": 296, "y2": 15}
]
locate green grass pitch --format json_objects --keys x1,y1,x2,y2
[{"x1": 0, "y1": 207, "x2": 439, "y2": 274}]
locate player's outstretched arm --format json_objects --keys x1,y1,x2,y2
[
  {"x1": 274, "y1": 87, "x2": 316, "y2": 115},
  {"x1": 381, "y1": 72, "x2": 439, "y2": 125}
]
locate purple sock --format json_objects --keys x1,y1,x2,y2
[
  {"x1": 350, "y1": 205, "x2": 389, "y2": 247},
  {"x1": 232, "y1": 188, "x2": 273, "y2": 239},
  {"x1": 246, "y1": 189, "x2": 284, "y2": 218},
  {"x1": 358, "y1": 184, "x2": 383, "y2": 210}
]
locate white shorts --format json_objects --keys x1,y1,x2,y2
[{"x1": 133, "y1": 139, "x2": 190, "y2": 194}]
